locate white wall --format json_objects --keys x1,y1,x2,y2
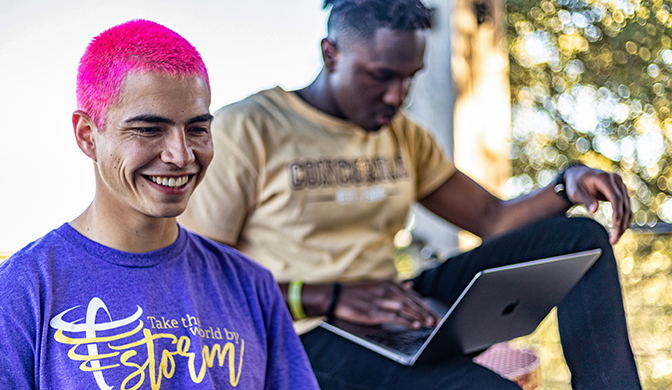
[{"x1": 0, "y1": 0, "x2": 327, "y2": 251}]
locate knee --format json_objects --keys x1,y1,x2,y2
[
  {"x1": 560, "y1": 218, "x2": 625, "y2": 289},
  {"x1": 555, "y1": 217, "x2": 611, "y2": 251},
  {"x1": 569, "y1": 217, "x2": 609, "y2": 241}
]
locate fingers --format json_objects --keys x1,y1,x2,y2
[
  {"x1": 609, "y1": 175, "x2": 632, "y2": 243},
  {"x1": 373, "y1": 305, "x2": 434, "y2": 329},
  {"x1": 336, "y1": 280, "x2": 440, "y2": 328},
  {"x1": 588, "y1": 173, "x2": 628, "y2": 239},
  {"x1": 568, "y1": 168, "x2": 632, "y2": 243},
  {"x1": 588, "y1": 173, "x2": 631, "y2": 243},
  {"x1": 379, "y1": 283, "x2": 439, "y2": 328},
  {"x1": 375, "y1": 306, "x2": 431, "y2": 329}
]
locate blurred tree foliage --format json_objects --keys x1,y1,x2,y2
[
  {"x1": 505, "y1": 0, "x2": 672, "y2": 229},
  {"x1": 504, "y1": 1, "x2": 672, "y2": 388}
]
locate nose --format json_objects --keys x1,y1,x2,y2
[
  {"x1": 161, "y1": 130, "x2": 195, "y2": 168},
  {"x1": 382, "y1": 78, "x2": 410, "y2": 109}
]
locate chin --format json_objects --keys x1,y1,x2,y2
[
  {"x1": 363, "y1": 125, "x2": 383, "y2": 132},
  {"x1": 166, "y1": 208, "x2": 187, "y2": 219},
  {"x1": 358, "y1": 120, "x2": 383, "y2": 132},
  {"x1": 148, "y1": 205, "x2": 188, "y2": 220}
]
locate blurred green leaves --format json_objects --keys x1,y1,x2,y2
[
  {"x1": 506, "y1": 1, "x2": 672, "y2": 388},
  {"x1": 506, "y1": 0, "x2": 672, "y2": 228}
]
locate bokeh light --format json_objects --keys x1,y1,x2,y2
[{"x1": 505, "y1": 0, "x2": 672, "y2": 388}]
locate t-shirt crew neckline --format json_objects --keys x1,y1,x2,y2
[
  {"x1": 57, "y1": 223, "x2": 188, "y2": 268},
  {"x1": 277, "y1": 86, "x2": 390, "y2": 135}
]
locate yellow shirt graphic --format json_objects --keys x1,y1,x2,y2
[{"x1": 50, "y1": 297, "x2": 244, "y2": 390}]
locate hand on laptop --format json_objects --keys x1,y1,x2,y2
[
  {"x1": 562, "y1": 165, "x2": 632, "y2": 244},
  {"x1": 335, "y1": 280, "x2": 440, "y2": 329}
]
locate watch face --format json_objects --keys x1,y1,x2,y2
[{"x1": 554, "y1": 172, "x2": 572, "y2": 204}]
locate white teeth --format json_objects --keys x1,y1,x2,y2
[{"x1": 149, "y1": 176, "x2": 189, "y2": 188}]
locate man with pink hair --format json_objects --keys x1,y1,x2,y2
[{"x1": 0, "y1": 20, "x2": 318, "y2": 389}]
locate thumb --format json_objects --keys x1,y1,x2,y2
[
  {"x1": 572, "y1": 188, "x2": 599, "y2": 213},
  {"x1": 580, "y1": 194, "x2": 599, "y2": 213},
  {"x1": 587, "y1": 201, "x2": 599, "y2": 213}
]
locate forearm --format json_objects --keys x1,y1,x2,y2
[
  {"x1": 280, "y1": 279, "x2": 439, "y2": 327},
  {"x1": 484, "y1": 183, "x2": 571, "y2": 237},
  {"x1": 420, "y1": 171, "x2": 571, "y2": 239}
]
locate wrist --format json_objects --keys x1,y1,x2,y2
[
  {"x1": 288, "y1": 280, "x2": 307, "y2": 320},
  {"x1": 284, "y1": 282, "x2": 336, "y2": 318},
  {"x1": 326, "y1": 282, "x2": 342, "y2": 319},
  {"x1": 554, "y1": 162, "x2": 585, "y2": 205}
]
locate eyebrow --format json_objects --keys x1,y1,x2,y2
[
  {"x1": 186, "y1": 114, "x2": 214, "y2": 125},
  {"x1": 124, "y1": 114, "x2": 174, "y2": 125},
  {"x1": 368, "y1": 66, "x2": 422, "y2": 80},
  {"x1": 124, "y1": 113, "x2": 214, "y2": 125}
]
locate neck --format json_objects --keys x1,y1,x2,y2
[
  {"x1": 70, "y1": 198, "x2": 179, "y2": 253},
  {"x1": 298, "y1": 68, "x2": 345, "y2": 120}
]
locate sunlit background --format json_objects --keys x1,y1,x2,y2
[
  {"x1": 502, "y1": 0, "x2": 672, "y2": 388},
  {"x1": 0, "y1": 0, "x2": 326, "y2": 252}
]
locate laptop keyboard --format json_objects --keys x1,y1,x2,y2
[{"x1": 365, "y1": 326, "x2": 434, "y2": 355}]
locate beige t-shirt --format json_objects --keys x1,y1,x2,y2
[{"x1": 180, "y1": 87, "x2": 455, "y2": 331}]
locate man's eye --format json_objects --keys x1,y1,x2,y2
[
  {"x1": 135, "y1": 127, "x2": 161, "y2": 134},
  {"x1": 370, "y1": 73, "x2": 392, "y2": 82},
  {"x1": 189, "y1": 126, "x2": 209, "y2": 134}
]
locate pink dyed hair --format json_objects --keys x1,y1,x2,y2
[{"x1": 77, "y1": 19, "x2": 210, "y2": 129}]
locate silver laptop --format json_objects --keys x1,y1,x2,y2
[{"x1": 321, "y1": 249, "x2": 601, "y2": 366}]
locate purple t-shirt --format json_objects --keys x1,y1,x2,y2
[{"x1": 0, "y1": 223, "x2": 319, "y2": 389}]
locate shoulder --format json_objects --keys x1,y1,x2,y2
[
  {"x1": 0, "y1": 226, "x2": 71, "y2": 287},
  {"x1": 213, "y1": 87, "x2": 291, "y2": 129},
  {"x1": 388, "y1": 111, "x2": 431, "y2": 138},
  {"x1": 181, "y1": 228, "x2": 276, "y2": 287},
  {"x1": 181, "y1": 230, "x2": 279, "y2": 309},
  {"x1": 0, "y1": 226, "x2": 72, "y2": 341},
  {"x1": 209, "y1": 87, "x2": 295, "y2": 158},
  {"x1": 388, "y1": 111, "x2": 446, "y2": 152}
]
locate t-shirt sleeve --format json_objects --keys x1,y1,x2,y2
[
  {"x1": 261, "y1": 275, "x2": 319, "y2": 390},
  {"x1": 179, "y1": 103, "x2": 261, "y2": 245},
  {"x1": 0, "y1": 258, "x2": 38, "y2": 389},
  {"x1": 400, "y1": 116, "x2": 456, "y2": 199}
]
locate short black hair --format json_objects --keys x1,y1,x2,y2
[{"x1": 323, "y1": 0, "x2": 433, "y2": 40}]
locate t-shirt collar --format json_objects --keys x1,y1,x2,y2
[{"x1": 57, "y1": 223, "x2": 188, "y2": 268}]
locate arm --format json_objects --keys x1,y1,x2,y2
[
  {"x1": 420, "y1": 165, "x2": 632, "y2": 244},
  {"x1": 279, "y1": 280, "x2": 439, "y2": 329}
]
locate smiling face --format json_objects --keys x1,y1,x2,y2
[
  {"x1": 84, "y1": 72, "x2": 213, "y2": 221},
  {"x1": 326, "y1": 28, "x2": 426, "y2": 131}
]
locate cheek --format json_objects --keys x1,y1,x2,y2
[
  {"x1": 195, "y1": 139, "x2": 214, "y2": 169},
  {"x1": 353, "y1": 79, "x2": 383, "y2": 105},
  {"x1": 192, "y1": 143, "x2": 214, "y2": 188},
  {"x1": 104, "y1": 145, "x2": 154, "y2": 179}
]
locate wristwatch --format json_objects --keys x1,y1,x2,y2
[{"x1": 554, "y1": 163, "x2": 585, "y2": 205}]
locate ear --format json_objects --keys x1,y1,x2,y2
[
  {"x1": 321, "y1": 38, "x2": 339, "y2": 73},
  {"x1": 72, "y1": 111, "x2": 98, "y2": 162}
]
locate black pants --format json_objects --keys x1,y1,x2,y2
[{"x1": 301, "y1": 217, "x2": 641, "y2": 389}]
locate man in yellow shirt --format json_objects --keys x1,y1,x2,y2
[{"x1": 181, "y1": 0, "x2": 640, "y2": 388}]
